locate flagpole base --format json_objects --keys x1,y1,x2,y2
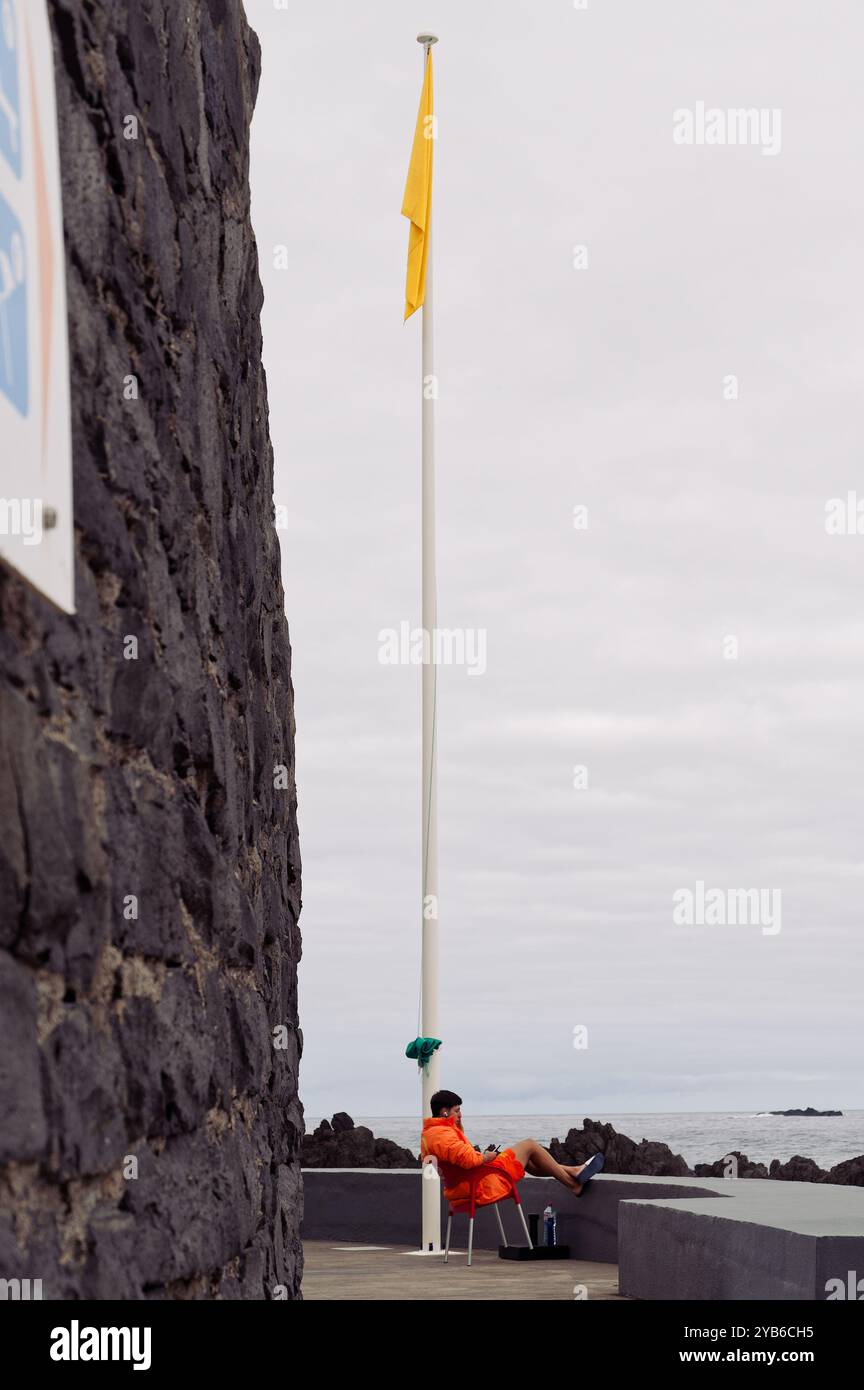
[{"x1": 421, "y1": 1158, "x2": 442, "y2": 1252}]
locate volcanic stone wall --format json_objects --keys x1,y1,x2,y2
[{"x1": 0, "y1": 0, "x2": 302, "y2": 1299}]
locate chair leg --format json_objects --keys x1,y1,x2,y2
[
  {"x1": 467, "y1": 1217, "x2": 474, "y2": 1267},
  {"x1": 516, "y1": 1203, "x2": 533, "y2": 1249},
  {"x1": 444, "y1": 1214, "x2": 452, "y2": 1263},
  {"x1": 494, "y1": 1203, "x2": 507, "y2": 1247}
]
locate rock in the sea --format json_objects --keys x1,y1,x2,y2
[
  {"x1": 693, "y1": 1151, "x2": 769, "y2": 1179},
  {"x1": 548, "y1": 1117, "x2": 692, "y2": 1177},
  {"x1": 824, "y1": 1156, "x2": 864, "y2": 1187},
  {"x1": 301, "y1": 1115, "x2": 420, "y2": 1169},
  {"x1": 768, "y1": 1155, "x2": 827, "y2": 1182},
  {"x1": 768, "y1": 1108, "x2": 842, "y2": 1117}
]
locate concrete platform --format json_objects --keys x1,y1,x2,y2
[
  {"x1": 618, "y1": 1176, "x2": 864, "y2": 1301},
  {"x1": 302, "y1": 1239, "x2": 626, "y2": 1300},
  {"x1": 302, "y1": 1169, "x2": 864, "y2": 1300}
]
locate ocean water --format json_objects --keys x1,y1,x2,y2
[{"x1": 305, "y1": 1111, "x2": 864, "y2": 1171}]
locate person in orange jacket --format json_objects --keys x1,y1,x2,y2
[{"x1": 420, "y1": 1089, "x2": 603, "y2": 1206}]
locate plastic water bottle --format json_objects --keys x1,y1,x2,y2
[{"x1": 543, "y1": 1204, "x2": 556, "y2": 1247}]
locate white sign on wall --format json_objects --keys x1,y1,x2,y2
[{"x1": 0, "y1": 0, "x2": 73, "y2": 612}]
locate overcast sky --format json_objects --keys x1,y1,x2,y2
[{"x1": 246, "y1": 0, "x2": 863, "y2": 1119}]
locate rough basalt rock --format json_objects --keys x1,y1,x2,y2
[
  {"x1": 824, "y1": 1156, "x2": 864, "y2": 1187},
  {"x1": 0, "y1": 0, "x2": 302, "y2": 1299},
  {"x1": 549, "y1": 1117, "x2": 692, "y2": 1177},
  {"x1": 301, "y1": 1116, "x2": 420, "y2": 1170},
  {"x1": 693, "y1": 1151, "x2": 769, "y2": 1180},
  {"x1": 767, "y1": 1155, "x2": 827, "y2": 1183}
]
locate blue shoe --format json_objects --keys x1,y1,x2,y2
[{"x1": 575, "y1": 1152, "x2": 605, "y2": 1194}]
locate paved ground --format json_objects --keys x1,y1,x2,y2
[{"x1": 302, "y1": 1240, "x2": 628, "y2": 1300}]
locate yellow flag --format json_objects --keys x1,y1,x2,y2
[{"x1": 401, "y1": 52, "x2": 434, "y2": 320}]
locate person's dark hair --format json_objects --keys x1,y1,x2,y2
[{"x1": 430, "y1": 1090, "x2": 462, "y2": 1117}]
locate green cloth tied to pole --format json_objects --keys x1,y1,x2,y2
[{"x1": 405, "y1": 1036, "x2": 441, "y2": 1070}]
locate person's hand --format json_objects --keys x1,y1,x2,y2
[{"x1": 483, "y1": 1145, "x2": 498, "y2": 1161}]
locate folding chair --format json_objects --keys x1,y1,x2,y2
[{"x1": 437, "y1": 1159, "x2": 533, "y2": 1266}]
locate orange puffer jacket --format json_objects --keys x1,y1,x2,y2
[{"x1": 420, "y1": 1116, "x2": 521, "y2": 1206}]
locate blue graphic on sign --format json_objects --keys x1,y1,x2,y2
[
  {"x1": 0, "y1": 190, "x2": 27, "y2": 415},
  {"x1": 0, "y1": 0, "x2": 21, "y2": 178}
]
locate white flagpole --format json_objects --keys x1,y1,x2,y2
[{"x1": 418, "y1": 30, "x2": 441, "y2": 1254}]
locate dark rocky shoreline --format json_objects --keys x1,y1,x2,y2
[{"x1": 302, "y1": 1114, "x2": 864, "y2": 1186}]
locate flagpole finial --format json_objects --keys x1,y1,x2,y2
[{"x1": 417, "y1": 33, "x2": 438, "y2": 46}]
